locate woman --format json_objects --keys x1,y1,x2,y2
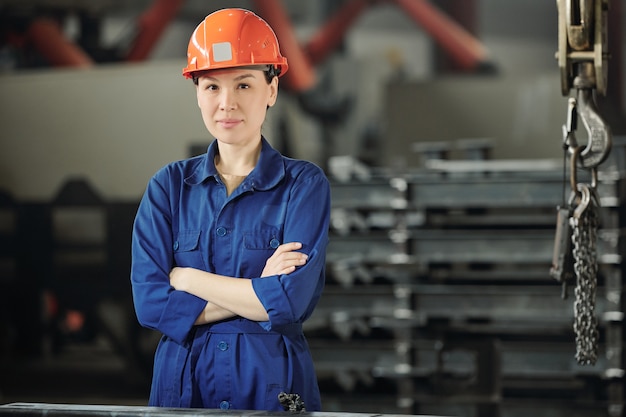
[{"x1": 130, "y1": 8, "x2": 330, "y2": 411}]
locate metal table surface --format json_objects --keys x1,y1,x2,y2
[{"x1": 0, "y1": 403, "x2": 448, "y2": 417}]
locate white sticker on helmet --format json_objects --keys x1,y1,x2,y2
[{"x1": 212, "y1": 42, "x2": 232, "y2": 62}]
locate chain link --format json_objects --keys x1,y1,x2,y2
[{"x1": 569, "y1": 193, "x2": 599, "y2": 365}]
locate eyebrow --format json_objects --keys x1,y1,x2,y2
[{"x1": 203, "y1": 73, "x2": 257, "y2": 82}]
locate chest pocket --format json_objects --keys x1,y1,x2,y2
[
  {"x1": 173, "y1": 230, "x2": 205, "y2": 269},
  {"x1": 242, "y1": 230, "x2": 282, "y2": 275},
  {"x1": 243, "y1": 230, "x2": 282, "y2": 251}
]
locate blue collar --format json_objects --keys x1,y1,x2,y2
[{"x1": 184, "y1": 137, "x2": 285, "y2": 191}]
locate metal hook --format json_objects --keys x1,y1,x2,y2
[
  {"x1": 575, "y1": 85, "x2": 612, "y2": 169},
  {"x1": 561, "y1": 63, "x2": 612, "y2": 170}
]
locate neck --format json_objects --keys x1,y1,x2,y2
[{"x1": 215, "y1": 141, "x2": 262, "y2": 176}]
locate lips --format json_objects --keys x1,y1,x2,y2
[{"x1": 217, "y1": 119, "x2": 242, "y2": 129}]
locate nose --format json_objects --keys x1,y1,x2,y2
[{"x1": 219, "y1": 89, "x2": 236, "y2": 111}]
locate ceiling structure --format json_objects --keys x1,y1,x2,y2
[
  {"x1": 0, "y1": 0, "x2": 488, "y2": 70},
  {"x1": 0, "y1": 0, "x2": 622, "y2": 127}
]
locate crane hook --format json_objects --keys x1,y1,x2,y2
[{"x1": 568, "y1": 62, "x2": 612, "y2": 169}]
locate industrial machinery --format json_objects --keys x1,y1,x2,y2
[
  {"x1": 313, "y1": 138, "x2": 625, "y2": 416},
  {"x1": 305, "y1": 2, "x2": 622, "y2": 416},
  {"x1": 552, "y1": 0, "x2": 612, "y2": 366}
]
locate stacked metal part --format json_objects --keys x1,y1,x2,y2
[{"x1": 306, "y1": 137, "x2": 626, "y2": 416}]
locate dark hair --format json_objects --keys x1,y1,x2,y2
[{"x1": 192, "y1": 65, "x2": 281, "y2": 85}]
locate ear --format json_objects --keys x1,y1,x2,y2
[
  {"x1": 195, "y1": 84, "x2": 201, "y2": 108},
  {"x1": 267, "y1": 77, "x2": 279, "y2": 107}
]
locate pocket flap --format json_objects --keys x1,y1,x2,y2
[
  {"x1": 244, "y1": 230, "x2": 281, "y2": 250},
  {"x1": 174, "y1": 230, "x2": 201, "y2": 252}
]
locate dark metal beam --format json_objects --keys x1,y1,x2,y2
[{"x1": 0, "y1": 402, "x2": 447, "y2": 416}]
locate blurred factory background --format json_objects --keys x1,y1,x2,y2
[{"x1": 1, "y1": 1, "x2": 626, "y2": 416}]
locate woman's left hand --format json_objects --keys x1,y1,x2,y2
[{"x1": 261, "y1": 242, "x2": 308, "y2": 277}]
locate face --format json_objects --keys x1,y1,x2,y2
[{"x1": 195, "y1": 68, "x2": 278, "y2": 148}]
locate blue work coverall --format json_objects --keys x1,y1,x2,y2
[{"x1": 131, "y1": 138, "x2": 330, "y2": 411}]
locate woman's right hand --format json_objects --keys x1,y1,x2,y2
[{"x1": 261, "y1": 242, "x2": 308, "y2": 277}]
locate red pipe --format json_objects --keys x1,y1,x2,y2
[
  {"x1": 252, "y1": 0, "x2": 316, "y2": 92},
  {"x1": 304, "y1": 0, "x2": 370, "y2": 66},
  {"x1": 126, "y1": 0, "x2": 185, "y2": 62},
  {"x1": 393, "y1": 0, "x2": 489, "y2": 71},
  {"x1": 27, "y1": 18, "x2": 94, "y2": 68}
]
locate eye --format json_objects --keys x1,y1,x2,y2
[
  {"x1": 238, "y1": 83, "x2": 250, "y2": 89},
  {"x1": 205, "y1": 84, "x2": 218, "y2": 91}
]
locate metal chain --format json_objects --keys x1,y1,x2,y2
[
  {"x1": 569, "y1": 193, "x2": 599, "y2": 365},
  {"x1": 278, "y1": 392, "x2": 306, "y2": 412}
]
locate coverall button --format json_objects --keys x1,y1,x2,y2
[
  {"x1": 269, "y1": 238, "x2": 280, "y2": 249},
  {"x1": 173, "y1": 241, "x2": 179, "y2": 250},
  {"x1": 216, "y1": 227, "x2": 227, "y2": 237},
  {"x1": 218, "y1": 341, "x2": 229, "y2": 351},
  {"x1": 219, "y1": 401, "x2": 230, "y2": 410}
]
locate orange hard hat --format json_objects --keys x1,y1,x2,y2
[{"x1": 182, "y1": 8, "x2": 289, "y2": 79}]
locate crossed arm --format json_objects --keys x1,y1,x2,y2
[{"x1": 169, "y1": 242, "x2": 308, "y2": 325}]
